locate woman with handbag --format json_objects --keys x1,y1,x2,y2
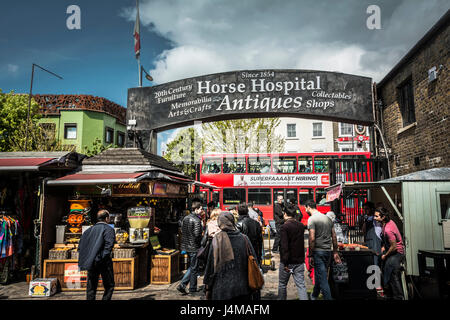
[{"x1": 203, "y1": 211, "x2": 263, "y2": 300}]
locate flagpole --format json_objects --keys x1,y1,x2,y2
[
  {"x1": 138, "y1": 55, "x2": 142, "y2": 87},
  {"x1": 135, "y1": 0, "x2": 142, "y2": 87}
]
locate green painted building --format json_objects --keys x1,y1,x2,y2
[{"x1": 34, "y1": 94, "x2": 127, "y2": 153}]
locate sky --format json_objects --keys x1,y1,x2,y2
[{"x1": 0, "y1": 0, "x2": 448, "y2": 154}]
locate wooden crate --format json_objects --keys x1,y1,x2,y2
[
  {"x1": 43, "y1": 258, "x2": 138, "y2": 291},
  {"x1": 150, "y1": 251, "x2": 180, "y2": 284}
]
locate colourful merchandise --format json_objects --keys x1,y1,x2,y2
[{"x1": 0, "y1": 215, "x2": 19, "y2": 259}]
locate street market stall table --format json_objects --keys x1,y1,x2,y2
[
  {"x1": 329, "y1": 248, "x2": 378, "y2": 300},
  {"x1": 43, "y1": 257, "x2": 138, "y2": 291}
]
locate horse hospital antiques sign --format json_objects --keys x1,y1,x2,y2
[{"x1": 127, "y1": 70, "x2": 373, "y2": 150}]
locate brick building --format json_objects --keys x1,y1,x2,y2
[{"x1": 376, "y1": 10, "x2": 449, "y2": 177}]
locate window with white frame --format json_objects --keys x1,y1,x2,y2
[
  {"x1": 287, "y1": 124, "x2": 296, "y2": 138},
  {"x1": 313, "y1": 123, "x2": 322, "y2": 137},
  {"x1": 64, "y1": 123, "x2": 77, "y2": 140},
  {"x1": 339, "y1": 143, "x2": 354, "y2": 152},
  {"x1": 339, "y1": 123, "x2": 353, "y2": 136}
]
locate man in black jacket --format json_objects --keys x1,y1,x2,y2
[
  {"x1": 177, "y1": 200, "x2": 203, "y2": 295},
  {"x1": 78, "y1": 210, "x2": 115, "y2": 300},
  {"x1": 236, "y1": 203, "x2": 263, "y2": 265},
  {"x1": 278, "y1": 204, "x2": 308, "y2": 300},
  {"x1": 272, "y1": 195, "x2": 285, "y2": 253}
]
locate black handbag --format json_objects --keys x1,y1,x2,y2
[{"x1": 197, "y1": 237, "x2": 211, "y2": 261}]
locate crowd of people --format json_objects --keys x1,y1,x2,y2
[
  {"x1": 176, "y1": 197, "x2": 406, "y2": 301},
  {"x1": 74, "y1": 198, "x2": 405, "y2": 301}
]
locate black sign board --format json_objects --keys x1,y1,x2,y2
[{"x1": 127, "y1": 69, "x2": 373, "y2": 133}]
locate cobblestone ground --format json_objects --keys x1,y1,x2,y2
[{"x1": 0, "y1": 238, "x2": 314, "y2": 300}]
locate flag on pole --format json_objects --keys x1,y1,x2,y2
[{"x1": 134, "y1": 0, "x2": 141, "y2": 58}]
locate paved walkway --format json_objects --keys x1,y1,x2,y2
[{"x1": 1, "y1": 245, "x2": 315, "y2": 300}]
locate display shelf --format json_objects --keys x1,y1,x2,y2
[{"x1": 43, "y1": 257, "x2": 138, "y2": 291}]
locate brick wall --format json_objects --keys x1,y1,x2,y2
[{"x1": 378, "y1": 22, "x2": 449, "y2": 177}]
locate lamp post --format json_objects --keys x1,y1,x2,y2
[
  {"x1": 140, "y1": 66, "x2": 153, "y2": 85},
  {"x1": 24, "y1": 63, "x2": 63, "y2": 151}
]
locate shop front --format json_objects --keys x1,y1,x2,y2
[
  {"x1": 0, "y1": 152, "x2": 84, "y2": 284},
  {"x1": 38, "y1": 148, "x2": 211, "y2": 291}
]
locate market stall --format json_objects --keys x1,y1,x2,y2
[
  {"x1": 39, "y1": 148, "x2": 210, "y2": 291},
  {"x1": 329, "y1": 244, "x2": 378, "y2": 300},
  {"x1": 0, "y1": 151, "x2": 84, "y2": 284},
  {"x1": 329, "y1": 167, "x2": 450, "y2": 300}
]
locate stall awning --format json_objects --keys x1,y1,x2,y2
[
  {"x1": 0, "y1": 158, "x2": 55, "y2": 171},
  {"x1": 150, "y1": 172, "x2": 219, "y2": 189},
  {"x1": 46, "y1": 172, "x2": 148, "y2": 185},
  {"x1": 46, "y1": 171, "x2": 219, "y2": 189},
  {"x1": 192, "y1": 181, "x2": 219, "y2": 189}
]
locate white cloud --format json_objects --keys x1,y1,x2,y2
[
  {"x1": 121, "y1": 0, "x2": 448, "y2": 84},
  {"x1": 7, "y1": 64, "x2": 19, "y2": 74},
  {"x1": 121, "y1": 0, "x2": 449, "y2": 154}
]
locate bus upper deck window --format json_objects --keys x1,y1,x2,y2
[
  {"x1": 223, "y1": 157, "x2": 246, "y2": 174},
  {"x1": 202, "y1": 158, "x2": 221, "y2": 174},
  {"x1": 273, "y1": 157, "x2": 296, "y2": 173},
  {"x1": 248, "y1": 157, "x2": 270, "y2": 173},
  {"x1": 299, "y1": 156, "x2": 312, "y2": 173}
]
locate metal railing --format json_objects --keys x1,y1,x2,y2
[{"x1": 329, "y1": 158, "x2": 388, "y2": 243}]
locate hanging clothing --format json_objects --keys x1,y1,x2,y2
[{"x1": 0, "y1": 216, "x2": 19, "y2": 259}]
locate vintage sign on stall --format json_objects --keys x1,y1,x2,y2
[
  {"x1": 64, "y1": 263, "x2": 89, "y2": 284},
  {"x1": 152, "y1": 182, "x2": 188, "y2": 196},
  {"x1": 326, "y1": 183, "x2": 343, "y2": 202},
  {"x1": 112, "y1": 182, "x2": 152, "y2": 196}
]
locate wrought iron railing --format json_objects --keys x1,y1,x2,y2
[{"x1": 329, "y1": 158, "x2": 388, "y2": 243}]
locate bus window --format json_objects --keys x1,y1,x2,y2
[
  {"x1": 223, "y1": 188, "x2": 246, "y2": 205},
  {"x1": 212, "y1": 191, "x2": 220, "y2": 206},
  {"x1": 314, "y1": 156, "x2": 338, "y2": 173},
  {"x1": 273, "y1": 157, "x2": 297, "y2": 173},
  {"x1": 201, "y1": 158, "x2": 222, "y2": 174},
  {"x1": 248, "y1": 188, "x2": 271, "y2": 206},
  {"x1": 273, "y1": 189, "x2": 284, "y2": 202},
  {"x1": 299, "y1": 188, "x2": 314, "y2": 205},
  {"x1": 315, "y1": 188, "x2": 329, "y2": 206},
  {"x1": 298, "y1": 156, "x2": 312, "y2": 173},
  {"x1": 248, "y1": 157, "x2": 271, "y2": 173},
  {"x1": 339, "y1": 155, "x2": 368, "y2": 173},
  {"x1": 223, "y1": 157, "x2": 246, "y2": 173},
  {"x1": 286, "y1": 188, "x2": 298, "y2": 205}
]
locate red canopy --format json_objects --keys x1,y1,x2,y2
[
  {"x1": 0, "y1": 158, "x2": 54, "y2": 171},
  {"x1": 47, "y1": 172, "x2": 147, "y2": 185}
]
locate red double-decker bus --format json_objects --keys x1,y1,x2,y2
[{"x1": 198, "y1": 152, "x2": 371, "y2": 225}]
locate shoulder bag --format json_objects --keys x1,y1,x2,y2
[{"x1": 243, "y1": 235, "x2": 264, "y2": 291}]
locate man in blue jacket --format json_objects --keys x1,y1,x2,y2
[{"x1": 78, "y1": 209, "x2": 115, "y2": 300}]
